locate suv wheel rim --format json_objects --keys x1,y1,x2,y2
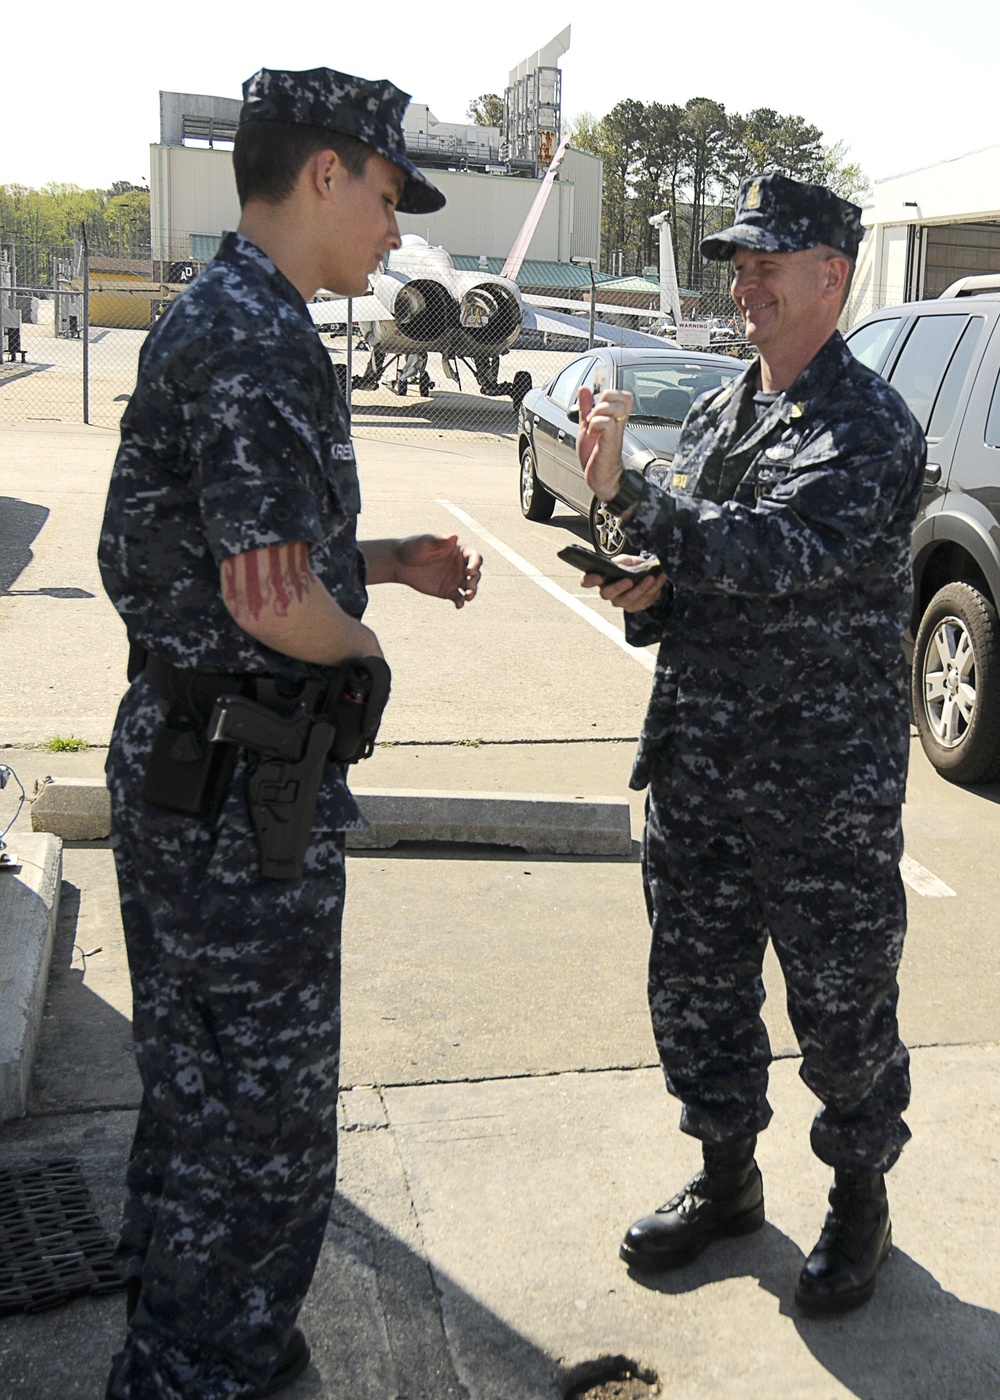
[{"x1": 923, "y1": 615, "x2": 977, "y2": 747}]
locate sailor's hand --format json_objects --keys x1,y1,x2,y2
[
  {"x1": 582, "y1": 555, "x2": 668, "y2": 613},
  {"x1": 395, "y1": 534, "x2": 482, "y2": 607},
  {"x1": 577, "y1": 385, "x2": 634, "y2": 498}
]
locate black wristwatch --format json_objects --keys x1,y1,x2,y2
[{"x1": 605, "y1": 467, "x2": 646, "y2": 517}]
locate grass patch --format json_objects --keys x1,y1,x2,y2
[{"x1": 40, "y1": 735, "x2": 89, "y2": 753}]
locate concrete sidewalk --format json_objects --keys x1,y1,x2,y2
[
  {"x1": 1, "y1": 738, "x2": 999, "y2": 1399},
  {"x1": 3, "y1": 420, "x2": 1000, "y2": 1398}
]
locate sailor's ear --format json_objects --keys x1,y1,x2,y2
[
  {"x1": 307, "y1": 149, "x2": 341, "y2": 197},
  {"x1": 821, "y1": 250, "x2": 850, "y2": 299}
]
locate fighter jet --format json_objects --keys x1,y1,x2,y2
[
  {"x1": 310, "y1": 236, "x2": 533, "y2": 405},
  {"x1": 309, "y1": 136, "x2": 665, "y2": 408}
]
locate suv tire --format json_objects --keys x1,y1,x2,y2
[{"x1": 912, "y1": 581, "x2": 1000, "y2": 783}]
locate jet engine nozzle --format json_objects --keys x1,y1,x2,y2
[
  {"x1": 458, "y1": 283, "x2": 521, "y2": 348},
  {"x1": 392, "y1": 279, "x2": 458, "y2": 344}
]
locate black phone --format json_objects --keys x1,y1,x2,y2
[{"x1": 557, "y1": 544, "x2": 662, "y2": 582}]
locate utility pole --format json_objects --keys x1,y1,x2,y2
[{"x1": 571, "y1": 254, "x2": 598, "y2": 349}]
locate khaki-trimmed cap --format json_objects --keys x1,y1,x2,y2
[
  {"x1": 701, "y1": 171, "x2": 862, "y2": 262},
  {"x1": 240, "y1": 66, "x2": 445, "y2": 215}
]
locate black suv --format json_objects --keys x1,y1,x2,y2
[{"x1": 847, "y1": 295, "x2": 1000, "y2": 783}]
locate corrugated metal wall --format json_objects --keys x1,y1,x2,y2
[
  {"x1": 923, "y1": 222, "x2": 1000, "y2": 297},
  {"x1": 150, "y1": 146, "x2": 241, "y2": 263},
  {"x1": 150, "y1": 144, "x2": 601, "y2": 268}
]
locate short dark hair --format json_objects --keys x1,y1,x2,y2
[{"x1": 233, "y1": 121, "x2": 371, "y2": 206}]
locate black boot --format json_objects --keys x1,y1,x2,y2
[
  {"x1": 258, "y1": 1328, "x2": 311, "y2": 1396},
  {"x1": 619, "y1": 1136, "x2": 765, "y2": 1270},
  {"x1": 795, "y1": 1169, "x2": 891, "y2": 1314}
]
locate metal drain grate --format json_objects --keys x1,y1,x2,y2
[{"x1": 0, "y1": 1158, "x2": 125, "y2": 1314}]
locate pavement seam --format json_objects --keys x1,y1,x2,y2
[
  {"x1": 345, "y1": 1039, "x2": 999, "y2": 1094},
  {"x1": 373, "y1": 1085, "x2": 473, "y2": 1400}
]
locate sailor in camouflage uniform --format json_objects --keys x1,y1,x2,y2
[
  {"x1": 99, "y1": 67, "x2": 480, "y2": 1398},
  {"x1": 575, "y1": 173, "x2": 926, "y2": 1313}
]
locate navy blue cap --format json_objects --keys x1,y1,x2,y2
[
  {"x1": 240, "y1": 66, "x2": 445, "y2": 215},
  {"x1": 702, "y1": 172, "x2": 863, "y2": 262}
]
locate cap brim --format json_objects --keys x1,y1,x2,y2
[
  {"x1": 398, "y1": 173, "x2": 446, "y2": 215},
  {"x1": 363, "y1": 139, "x2": 445, "y2": 214},
  {"x1": 700, "y1": 224, "x2": 788, "y2": 261}
]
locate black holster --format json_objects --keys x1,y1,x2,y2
[
  {"x1": 140, "y1": 701, "x2": 239, "y2": 820},
  {"x1": 133, "y1": 646, "x2": 391, "y2": 880}
]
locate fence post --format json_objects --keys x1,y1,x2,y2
[
  {"x1": 346, "y1": 296, "x2": 353, "y2": 426},
  {"x1": 81, "y1": 223, "x2": 90, "y2": 425}
]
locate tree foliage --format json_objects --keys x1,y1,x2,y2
[
  {"x1": 466, "y1": 93, "x2": 505, "y2": 129},
  {"x1": 0, "y1": 181, "x2": 150, "y2": 285},
  {"x1": 568, "y1": 98, "x2": 868, "y2": 289}
]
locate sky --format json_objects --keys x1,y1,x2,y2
[{"x1": 6, "y1": 0, "x2": 999, "y2": 196}]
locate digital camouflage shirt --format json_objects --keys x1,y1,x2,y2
[
  {"x1": 625, "y1": 331, "x2": 926, "y2": 811},
  {"x1": 99, "y1": 231, "x2": 368, "y2": 830},
  {"x1": 99, "y1": 231, "x2": 367, "y2": 677}
]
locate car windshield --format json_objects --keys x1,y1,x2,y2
[{"x1": 618, "y1": 360, "x2": 740, "y2": 423}]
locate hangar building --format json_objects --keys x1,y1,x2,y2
[
  {"x1": 850, "y1": 144, "x2": 1000, "y2": 322},
  {"x1": 150, "y1": 88, "x2": 602, "y2": 281}
]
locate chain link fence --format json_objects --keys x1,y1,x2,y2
[{"x1": 1, "y1": 242, "x2": 888, "y2": 441}]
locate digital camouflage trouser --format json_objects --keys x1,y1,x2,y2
[
  {"x1": 641, "y1": 784, "x2": 911, "y2": 1172},
  {"x1": 105, "y1": 682, "x2": 346, "y2": 1400}
]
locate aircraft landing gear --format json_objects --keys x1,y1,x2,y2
[
  {"x1": 353, "y1": 348, "x2": 385, "y2": 390},
  {"x1": 472, "y1": 357, "x2": 532, "y2": 408}
]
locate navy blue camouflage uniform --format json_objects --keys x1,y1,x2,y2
[
  {"x1": 624, "y1": 328, "x2": 926, "y2": 1172},
  {"x1": 99, "y1": 60, "x2": 445, "y2": 1397},
  {"x1": 99, "y1": 231, "x2": 368, "y2": 1399}
]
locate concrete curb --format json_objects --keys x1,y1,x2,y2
[
  {"x1": 32, "y1": 778, "x2": 111, "y2": 840},
  {"x1": 349, "y1": 788, "x2": 633, "y2": 855},
  {"x1": 0, "y1": 832, "x2": 62, "y2": 1121},
  {"x1": 27, "y1": 779, "x2": 634, "y2": 856}
]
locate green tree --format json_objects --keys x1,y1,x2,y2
[
  {"x1": 466, "y1": 93, "x2": 505, "y2": 129},
  {"x1": 679, "y1": 98, "x2": 729, "y2": 284},
  {"x1": 817, "y1": 141, "x2": 872, "y2": 204},
  {"x1": 0, "y1": 180, "x2": 151, "y2": 284},
  {"x1": 571, "y1": 96, "x2": 866, "y2": 288}
]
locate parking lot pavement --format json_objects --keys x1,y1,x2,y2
[{"x1": 3, "y1": 420, "x2": 1000, "y2": 1397}]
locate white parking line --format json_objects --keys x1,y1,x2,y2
[
  {"x1": 899, "y1": 854, "x2": 957, "y2": 898},
  {"x1": 437, "y1": 499, "x2": 655, "y2": 672}
]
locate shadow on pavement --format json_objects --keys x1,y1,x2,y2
[
  {"x1": 347, "y1": 388, "x2": 518, "y2": 437},
  {"x1": 0, "y1": 1140, "x2": 565, "y2": 1400},
  {"x1": 5, "y1": 586, "x2": 94, "y2": 599},
  {"x1": 0, "y1": 496, "x2": 49, "y2": 593},
  {"x1": 26, "y1": 880, "x2": 141, "y2": 1115},
  {"x1": 627, "y1": 1221, "x2": 1000, "y2": 1398}
]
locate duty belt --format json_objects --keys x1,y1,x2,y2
[
  {"x1": 128, "y1": 639, "x2": 391, "y2": 878},
  {"x1": 128, "y1": 641, "x2": 317, "y2": 720}
]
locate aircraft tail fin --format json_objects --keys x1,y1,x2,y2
[{"x1": 499, "y1": 136, "x2": 572, "y2": 284}]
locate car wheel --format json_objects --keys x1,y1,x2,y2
[
  {"x1": 912, "y1": 581, "x2": 1000, "y2": 783},
  {"x1": 519, "y1": 443, "x2": 555, "y2": 522},
  {"x1": 589, "y1": 496, "x2": 632, "y2": 558}
]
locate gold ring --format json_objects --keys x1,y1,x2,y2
[{"x1": 614, "y1": 414, "x2": 627, "y2": 422}]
